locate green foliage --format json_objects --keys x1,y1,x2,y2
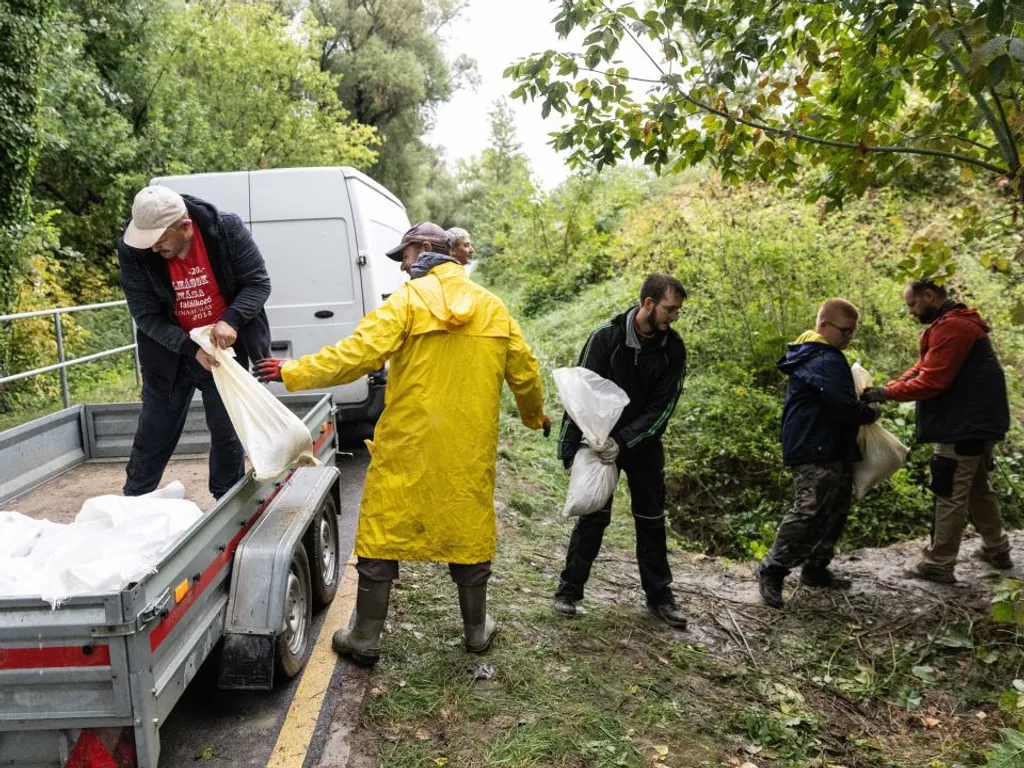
[
  {"x1": 505, "y1": 0, "x2": 1024, "y2": 285},
  {"x1": 490, "y1": 169, "x2": 1024, "y2": 558},
  {"x1": 986, "y1": 728, "x2": 1024, "y2": 768},
  {"x1": 26, "y1": 0, "x2": 379, "y2": 300},
  {"x1": 3, "y1": 0, "x2": 385, "y2": 418},
  {"x1": 506, "y1": 1, "x2": 1023, "y2": 196},
  {"x1": 308, "y1": 0, "x2": 473, "y2": 219},
  {"x1": 0, "y1": 0, "x2": 56, "y2": 314}
]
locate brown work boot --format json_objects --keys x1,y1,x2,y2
[
  {"x1": 975, "y1": 548, "x2": 1014, "y2": 570},
  {"x1": 903, "y1": 562, "x2": 957, "y2": 584}
]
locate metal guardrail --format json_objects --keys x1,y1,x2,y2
[{"x1": 0, "y1": 300, "x2": 140, "y2": 408}]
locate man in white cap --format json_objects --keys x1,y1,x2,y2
[{"x1": 118, "y1": 185, "x2": 272, "y2": 498}]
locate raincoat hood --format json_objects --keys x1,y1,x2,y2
[
  {"x1": 777, "y1": 330, "x2": 832, "y2": 376},
  {"x1": 410, "y1": 261, "x2": 474, "y2": 326}
]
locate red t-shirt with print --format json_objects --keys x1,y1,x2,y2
[{"x1": 166, "y1": 228, "x2": 229, "y2": 332}]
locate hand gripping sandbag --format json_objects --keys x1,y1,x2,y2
[
  {"x1": 553, "y1": 367, "x2": 630, "y2": 516},
  {"x1": 851, "y1": 362, "x2": 909, "y2": 500},
  {"x1": 191, "y1": 325, "x2": 317, "y2": 479}
]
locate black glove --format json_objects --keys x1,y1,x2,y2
[
  {"x1": 860, "y1": 386, "x2": 888, "y2": 404},
  {"x1": 562, "y1": 457, "x2": 573, "y2": 471}
]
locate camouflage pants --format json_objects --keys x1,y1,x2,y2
[{"x1": 761, "y1": 462, "x2": 853, "y2": 575}]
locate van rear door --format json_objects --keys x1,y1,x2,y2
[
  {"x1": 343, "y1": 169, "x2": 410, "y2": 314},
  {"x1": 248, "y1": 168, "x2": 368, "y2": 406}
]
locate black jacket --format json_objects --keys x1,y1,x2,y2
[
  {"x1": 557, "y1": 307, "x2": 686, "y2": 461},
  {"x1": 118, "y1": 195, "x2": 272, "y2": 393},
  {"x1": 777, "y1": 339, "x2": 878, "y2": 466}
]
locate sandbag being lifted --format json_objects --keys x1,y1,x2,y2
[
  {"x1": 851, "y1": 362, "x2": 909, "y2": 500},
  {"x1": 191, "y1": 325, "x2": 317, "y2": 479},
  {"x1": 553, "y1": 367, "x2": 630, "y2": 517}
]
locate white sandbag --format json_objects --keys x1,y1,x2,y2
[
  {"x1": 553, "y1": 367, "x2": 630, "y2": 517},
  {"x1": 851, "y1": 363, "x2": 910, "y2": 500},
  {"x1": 0, "y1": 511, "x2": 59, "y2": 559},
  {"x1": 563, "y1": 445, "x2": 619, "y2": 517},
  {"x1": 191, "y1": 325, "x2": 316, "y2": 479},
  {"x1": 0, "y1": 482, "x2": 204, "y2": 607}
]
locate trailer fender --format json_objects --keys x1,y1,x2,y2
[{"x1": 217, "y1": 465, "x2": 340, "y2": 690}]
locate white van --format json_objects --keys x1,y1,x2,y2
[{"x1": 151, "y1": 166, "x2": 411, "y2": 422}]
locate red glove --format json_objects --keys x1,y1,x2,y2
[{"x1": 253, "y1": 358, "x2": 286, "y2": 383}]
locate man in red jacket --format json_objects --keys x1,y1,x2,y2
[{"x1": 861, "y1": 280, "x2": 1012, "y2": 583}]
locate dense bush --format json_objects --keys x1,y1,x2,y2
[{"x1": 484, "y1": 173, "x2": 1024, "y2": 558}]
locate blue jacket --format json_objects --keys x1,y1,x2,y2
[{"x1": 778, "y1": 339, "x2": 878, "y2": 466}]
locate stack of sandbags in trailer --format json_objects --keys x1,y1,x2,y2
[{"x1": 0, "y1": 481, "x2": 203, "y2": 607}]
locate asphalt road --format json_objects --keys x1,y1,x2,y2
[{"x1": 158, "y1": 425, "x2": 371, "y2": 767}]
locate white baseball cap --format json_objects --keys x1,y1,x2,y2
[{"x1": 123, "y1": 185, "x2": 188, "y2": 249}]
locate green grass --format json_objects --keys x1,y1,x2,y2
[{"x1": 0, "y1": 360, "x2": 140, "y2": 431}]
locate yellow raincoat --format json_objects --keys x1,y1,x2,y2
[{"x1": 280, "y1": 262, "x2": 545, "y2": 564}]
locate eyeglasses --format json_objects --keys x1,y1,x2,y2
[
  {"x1": 153, "y1": 221, "x2": 183, "y2": 249},
  {"x1": 656, "y1": 303, "x2": 682, "y2": 319},
  {"x1": 825, "y1": 321, "x2": 857, "y2": 337}
]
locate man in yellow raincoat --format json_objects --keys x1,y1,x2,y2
[{"x1": 255, "y1": 222, "x2": 549, "y2": 667}]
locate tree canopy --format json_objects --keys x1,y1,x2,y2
[{"x1": 506, "y1": 0, "x2": 1024, "y2": 214}]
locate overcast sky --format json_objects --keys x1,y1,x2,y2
[{"x1": 426, "y1": 0, "x2": 655, "y2": 189}]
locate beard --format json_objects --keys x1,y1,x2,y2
[{"x1": 917, "y1": 305, "x2": 940, "y2": 324}]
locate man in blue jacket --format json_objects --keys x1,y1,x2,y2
[
  {"x1": 118, "y1": 185, "x2": 271, "y2": 499},
  {"x1": 758, "y1": 298, "x2": 879, "y2": 609}
]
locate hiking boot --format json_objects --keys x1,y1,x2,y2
[
  {"x1": 903, "y1": 562, "x2": 957, "y2": 584},
  {"x1": 757, "y1": 564, "x2": 784, "y2": 610},
  {"x1": 552, "y1": 595, "x2": 577, "y2": 617},
  {"x1": 458, "y1": 584, "x2": 498, "y2": 654},
  {"x1": 800, "y1": 565, "x2": 852, "y2": 590},
  {"x1": 976, "y1": 548, "x2": 1014, "y2": 570},
  {"x1": 332, "y1": 577, "x2": 391, "y2": 667},
  {"x1": 648, "y1": 600, "x2": 688, "y2": 630}
]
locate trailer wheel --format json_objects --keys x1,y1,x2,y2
[
  {"x1": 274, "y1": 543, "x2": 313, "y2": 680},
  {"x1": 307, "y1": 496, "x2": 340, "y2": 608}
]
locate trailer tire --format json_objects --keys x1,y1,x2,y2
[
  {"x1": 275, "y1": 543, "x2": 313, "y2": 681},
  {"x1": 307, "y1": 496, "x2": 340, "y2": 608}
]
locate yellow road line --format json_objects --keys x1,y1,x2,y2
[{"x1": 267, "y1": 555, "x2": 359, "y2": 767}]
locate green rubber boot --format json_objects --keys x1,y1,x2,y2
[
  {"x1": 332, "y1": 577, "x2": 391, "y2": 667},
  {"x1": 458, "y1": 583, "x2": 498, "y2": 654}
]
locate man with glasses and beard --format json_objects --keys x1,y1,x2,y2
[
  {"x1": 757, "y1": 298, "x2": 879, "y2": 609},
  {"x1": 553, "y1": 273, "x2": 690, "y2": 629},
  {"x1": 860, "y1": 280, "x2": 1012, "y2": 583}
]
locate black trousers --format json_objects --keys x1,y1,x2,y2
[
  {"x1": 123, "y1": 357, "x2": 245, "y2": 499},
  {"x1": 556, "y1": 440, "x2": 673, "y2": 606}
]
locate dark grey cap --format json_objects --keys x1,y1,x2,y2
[{"x1": 386, "y1": 222, "x2": 450, "y2": 260}]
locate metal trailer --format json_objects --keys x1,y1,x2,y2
[{"x1": 0, "y1": 394, "x2": 343, "y2": 768}]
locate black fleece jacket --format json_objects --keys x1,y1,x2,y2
[{"x1": 557, "y1": 307, "x2": 686, "y2": 460}]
